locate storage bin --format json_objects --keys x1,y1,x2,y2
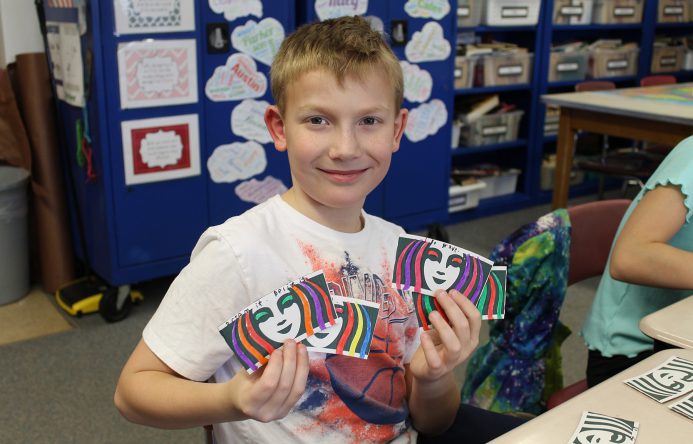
[
  {"x1": 548, "y1": 50, "x2": 589, "y2": 81},
  {"x1": 592, "y1": 0, "x2": 643, "y2": 24},
  {"x1": 651, "y1": 45, "x2": 685, "y2": 73},
  {"x1": 589, "y1": 46, "x2": 639, "y2": 78},
  {"x1": 541, "y1": 157, "x2": 585, "y2": 190},
  {"x1": 685, "y1": 50, "x2": 693, "y2": 70},
  {"x1": 454, "y1": 55, "x2": 475, "y2": 89},
  {"x1": 482, "y1": 0, "x2": 541, "y2": 26},
  {"x1": 449, "y1": 181, "x2": 486, "y2": 212},
  {"x1": 478, "y1": 169, "x2": 521, "y2": 199},
  {"x1": 460, "y1": 110, "x2": 524, "y2": 147},
  {"x1": 544, "y1": 106, "x2": 560, "y2": 135},
  {"x1": 553, "y1": 0, "x2": 594, "y2": 25},
  {"x1": 457, "y1": 0, "x2": 483, "y2": 28},
  {"x1": 658, "y1": 0, "x2": 689, "y2": 23},
  {"x1": 481, "y1": 52, "x2": 533, "y2": 86}
]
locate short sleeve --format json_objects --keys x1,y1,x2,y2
[
  {"x1": 643, "y1": 137, "x2": 693, "y2": 224},
  {"x1": 143, "y1": 228, "x2": 251, "y2": 381}
]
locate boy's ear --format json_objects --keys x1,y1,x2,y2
[
  {"x1": 392, "y1": 109, "x2": 409, "y2": 153},
  {"x1": 265, "y1": 105, "x2": 288, "y2": 152}
]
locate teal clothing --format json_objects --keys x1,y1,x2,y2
[{"x1": 581, "y1": 136, "x2": 693, "y2": 358}]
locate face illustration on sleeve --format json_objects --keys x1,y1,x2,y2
[
  {"x1": 305, "y1": 304, "x2": 344, "y2": 349},
  {"x1": 422, "y1": 246, "x2": 464, "y2": 291},
  {"x1": 254, "y1": 291, "x2": 303, "y2": 344},
  {"x1": 575, "y1": 429, "x2": 630, "y2": 444}
]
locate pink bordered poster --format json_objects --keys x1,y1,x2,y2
[
  {"x1": 120, "y1": 114, "x2": 200, "y2": 185},
  {"x1": 117, "y1": 39, "x2": 198, "y2": 109}
]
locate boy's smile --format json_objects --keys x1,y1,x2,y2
[{"x1": 265, "y1": 68, "x2": 408, "y2": 232}]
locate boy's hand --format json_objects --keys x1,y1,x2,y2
[
  {"x1": 409, "y1": 289, "x2": 481, "y2": 383},
  {"x1": 226, "y1": 339, "x2": 309, "y2": 423}
]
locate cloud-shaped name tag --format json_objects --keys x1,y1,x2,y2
[
  {"x1": 140, "y1": 130, "x2": 183, "y2": 168},
  {"x1": 405, "y1": 99, "x2": 448, "y2": 143},
  {"x1": 209, "y1": 0, "x2": 262, "y2": 22},
  {"x1": 205, "y1": 53, "x2": 267, "y2": 102},
  {"x1": 235, "y1": 176, "x2": 288, "y2": 204},
  {"x1": 231, "y1": 99, "x2": 272, "y2": 144},
  {"x1": 400, "y1": 61, "x2": 432, "y2": 103},
  {"x1": 405, "y1": 21, "x2": 451, "y2": 63},
  {"x1": 231, "y1": 18, "x2": 285, "y2": 66},
  {"x1": 207, "y1": 141, "x2": 267, "y2": 183},
  {"x1": 404, "y1": 0, "x2": 451, "y2": 20},
  {"x1": 314, "y1": 0, "x2": 368, "y2": 20}
]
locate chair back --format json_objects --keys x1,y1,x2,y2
[
  {"x1": 640, "y1": 75, "x2": 677, "y2": 87},
  {"x1": 575, "y1": 81, "x2": 616, "y2": 92},
  {"x1": 567, "y1": 199, "x2": 630, "y2": 285}
]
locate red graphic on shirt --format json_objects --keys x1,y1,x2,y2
[{"x1": 296, "y1": 241, "x2": 418, "y2": 441}]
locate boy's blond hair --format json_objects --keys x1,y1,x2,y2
[{"x1": 270, "y1": 15, "x2": 403, "y2": 113}]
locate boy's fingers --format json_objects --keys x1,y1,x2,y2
[
  {"x1": 419, "y1": 332, "x2": 443, "y2": 371},
  {"x1": 434, "y1": 290, "x2": 470, "y2": 340},
  {"x1": 269, "y1": 340, "x2": 299, "y2": 411},
  {"x1": 452, "y1": 289, "x2": 482, "y2": 342},
  {"x1": 280, "y1": 343, "x2": 309, "y2": 413},
  {"x1": 430, "y1": 292, "x2": 466, "y2": 354}
]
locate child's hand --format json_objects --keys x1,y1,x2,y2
[
  {"x1": 409, "y1": 289, "x2": 481, "y2": 383},
  {"x1": 227, "y1": 339, "x2": 309, "y2": 422}
]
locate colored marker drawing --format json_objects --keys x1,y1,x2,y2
[
  {"x1": 392, "y1": 234, "x2": 494, "y2": 300},
  {"x1": 219, "y1": 270, "x2": 337, "y2": 373},
  {"x1": 412, "y1": 266, "x2": 507, "y2": 329},
  {"x1": 305, "y1": 296, "x2": 380, "y2": 359}
]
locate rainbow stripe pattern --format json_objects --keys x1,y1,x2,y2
[
  {"x1": 412, "y1": 266, "x2": 507, "y2": 329},
  {"x1": 219, "y1": 270, "x2": 337, "y2": 373},
  {"x1": 305, "y1": 296, "x2": 380, "y2": 359},
  {"x1": 392, "y1": 234, "x2": 494, "y2": 300}
]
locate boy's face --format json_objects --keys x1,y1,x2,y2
[{"x1": 265, "y1": 68, "x2": 407, "y2": 221}]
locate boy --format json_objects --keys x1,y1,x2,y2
[{"x1": 114, "y1": 16, "x2": 481, "y2": 443}]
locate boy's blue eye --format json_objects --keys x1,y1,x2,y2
[
  {"x1": 309, "y1": 116, "x2": 326, "y2": 125},
  {"x1": 362, "y1": 117, "x2": 377, "y2": 125}
]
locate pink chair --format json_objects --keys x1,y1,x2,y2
[
  {"x1": 639, "y1": 74, "x2": 676, "y2": 87},
  {"x1": 546, "y1": 199, "x2": 631, "y2": 409}
]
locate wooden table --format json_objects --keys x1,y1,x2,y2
[
  {"x1": 490, "y1": 349, "x2": 693, "y2": 443},
  {"x1": 542, "y1": 83, "x2": 693, "y2": 209},
  {"x1": 640, "y1": 295, "x2": 693, "y2": 349}
]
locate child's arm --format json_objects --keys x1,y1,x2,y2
[
  {"x1": 405, "y1": 290, "x2": 481, "y2": 436},
  {"x1": 114, "y1": 337, "x2": 309, "y2": 428},
  {"x1": 610, "y1": 184, "x2": 693, "y2": 289}
]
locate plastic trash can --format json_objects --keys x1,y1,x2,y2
[{"x1": 0, "y1": 166, "x2": 30, "y2": 305}]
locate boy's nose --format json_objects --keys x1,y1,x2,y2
[{"x1": 329, "y1": 128, "x2": 362, "y2": 159}]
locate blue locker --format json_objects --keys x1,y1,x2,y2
[
  {"x1": 41, "y1": 1, "x2": 294, "y2": 285},
  {"x1": 299, "y1": 1, "x2": 453, "y2": 229}
]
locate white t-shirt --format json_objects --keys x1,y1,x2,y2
[{"x1": 143, "y1": 195, "x2": 421, "y2": 443}]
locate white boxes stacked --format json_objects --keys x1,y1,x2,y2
[
  {"x1": 449, "y1": 181, "x2": 486, "y2": 212},
  {"x1": 553, "y1": 0, "x2": 595, "y2": 25},
  {"x1": 482, "y1": 0, "x2": 541, "y2": 26}
]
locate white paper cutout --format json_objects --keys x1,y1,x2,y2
[
  {"x1": 207, "y1": 141, "x2": 267, "y2": 183},
  {"x1": 405, "y1": 21, "x2": 451, "y2": 63},
  {"x1": 121, "y1": 114, "x2": 201, "y2": 185},
  {"x1": 113, "y1": 0, "x2": 196, "y2": 34},
  {"x1": 235, "y1": 176, "x2": 288, "y2": 204},
  {"x1": 400, "y1": 61, "x2": 432, "y2": 103},
  {"x1": 230, "y1": 99, "x2": 272, "y2": 144},
  {"x1": 404, "y1": 0, "x2": 451, "y2": 20},
  {"x1": 117, "y1": 39, "x2": 198, "y2": 109},
  {"x1": 231, "y1": 18, "x2": 285, "y2": 66},
  {"x1": 139, "y1": 130, "x2": 184, "y2": 168},
  {"x1": 46, "y1": 22, "x2": 84, "y2": 107},
  {"x1": 364, "y1": 15, "x2": 384, "y2": 32},
  {"x1": 209, "y1": 0, "x2": 262, "y2": 22},
  {"x1": 405, "y1": 99, "x2": 447, "y2": 142},
  {"x1": 205, "y1": 53, "x2": 267, "y2": 102},
  {"x1": 314, "y1": 0, "x2": 368, "y2": 20}
]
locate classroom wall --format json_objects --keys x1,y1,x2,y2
[{"x1": 0, "y1": 0, "x2": 44, "y2": 68}]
